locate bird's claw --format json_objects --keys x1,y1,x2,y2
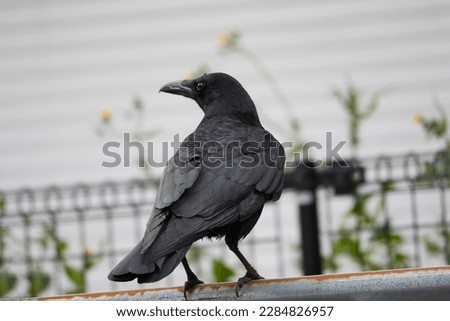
[
  {"x1": 235, "y1": 271, "x2": 264, "y2": 297},
  {"x1": 183, "y1": 279, "x2": 204, "y2": 300}
]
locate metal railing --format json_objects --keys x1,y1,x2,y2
[
  {"x1": 38, "y1": 266, "x2": 450, "y2": 301},
  {"x1": 0, "y1": 151, "x2": 449, "y2": 298}
]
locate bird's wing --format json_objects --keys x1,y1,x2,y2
[
  {"x1": 168, "y1": 128, "x2": 285, "y2": 218},
  {"x1": 147, "y1": 130, "x2": 285, "y2": 257},
  {"x1": 205, "y1": 129, "x2": 285, "y2": 201},
  {"x1": 154, "y1": 148, "x2": 202, "y2": 209},
  {"x1": 141, "y1": 146, "x2": 202, "y2": 252},
  {"x1": 253, "y1": 131, "x2": 286, "y2": 201},
  {"x1": 141, "y1": 129, "x2": 285, "y2": 254},
  {"x1": 142, "y1": 167, "x2": 264, "y2": 261}
]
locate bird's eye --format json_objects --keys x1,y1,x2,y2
[{"x1": 196, "y1": 82, "x2": 205, "y2": 91}]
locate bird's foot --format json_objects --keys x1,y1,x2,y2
[
  {"x1": 235, "y1": 271, "x2": 264, "y2": 297},
  {"x1": 184, "y1": 278, "x2": 204, "y2": 300}
]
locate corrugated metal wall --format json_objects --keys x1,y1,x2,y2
[{"x1": 1, "y1": 0, "x2": 449, "y2": 187}]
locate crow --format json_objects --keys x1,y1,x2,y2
[{"x1": 108, "y1": 72, "x2": 285, "y2": 299}]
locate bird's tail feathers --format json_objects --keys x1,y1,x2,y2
[{"x1": 108, "y1": 241, "x2": 190, "y2": 283}]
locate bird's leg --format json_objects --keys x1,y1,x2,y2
[
  {"x1": 226, "y1": 237, "x2": 264, "y2": 297},
  {"x1": 182, "y1": 257, "x2": 204, "y2": 300}
]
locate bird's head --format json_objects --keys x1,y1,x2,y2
[{"x1": 160, "y1": 72, "x2": 260, "y2": 121}]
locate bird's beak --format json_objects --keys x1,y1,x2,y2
[{"x1": 159, "y1": 79, "x2": 194, "y2": 99}]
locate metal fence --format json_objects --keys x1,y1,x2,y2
[
  {"x1": 314, "y1": 151, "x2": 449, "y2": 273},
  {"x1": 0, "y1": 151, "x2": 448, "y2": 298},
  {"x1": 0, "y1": 179, "x2": 285, "y2": 298}
]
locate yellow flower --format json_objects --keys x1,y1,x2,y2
[
  {"x1": 183, "y1": 70, "x2": 195, "y2": 80},
  {"x1": 412, "y1": 112, "x2": 421, "y2": 125},
  {"x1": 84, "y1": 246, "x2": 93, "y2": 256},
  {"x1": 99, "y1": 107, "x2": 112, "y2": 122},
  {"x1": 215, "y1": 33, "x2": 231, "y2": 48}
]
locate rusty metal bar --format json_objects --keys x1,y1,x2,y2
[{"x1": 39, "y1": 266, "x2": 450, "y2": 301}]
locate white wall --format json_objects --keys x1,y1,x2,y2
[{"x1": 1, "y1": 0, "x2": 449, "y2": 189}]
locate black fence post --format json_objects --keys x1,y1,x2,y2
[
  {"x1": 298, "y1": 188, "x2": 322, "y2": 275},
  {"x1": 284, "y1": 158, "x2": 365, "y2": 276},
  {"x1": 285, "y1": 161, "x2": 322, "y2": 275}
]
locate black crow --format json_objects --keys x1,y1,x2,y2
[{"x1": 108, "y1": 72, "x2": 285, "y2": 298}]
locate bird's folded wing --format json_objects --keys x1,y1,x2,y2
[
  {"x1": 141, "y1": 131, "x2": 285, "y2": 253},
  {"x1": 169, "y1": 133, "x2": 285, "y2": 220},
  {"x1": 141, "y1": 148, "x2": 202, "y2": 252},
  {"x1": 254, "y1": 135, "x2": 285, "y2": 201},
  {"x1": 208, "y1": 130, "x2": 285, "y2": 201}
]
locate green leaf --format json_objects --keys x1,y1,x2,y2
[
  {"x1": 381, "y1": 181, "x2": 395, "y2": 193},
  {"x1": 65, "y1": 287, "x2": 85, "y2": 295},
  {"x1": 27, "y1": 269, "x2": 51, "y2": 297},
  {"x1": 0, "y1": 226, "x2": 8, "y2": 250},
  {"x1": 64, "y1": 264, "x2": 84, "y2": 288},
  {"x1": 290, "y1": 142, "x2": 305, "y2": 155},
  {"x1": 212, "y1": 258, "x2": 235, "y2": 283},
  {"x1": 83, "y1": 252, "x2": 100, "y2": 270},
  {"x1": 0, "y1": 195, "x2": 4, "y2": 211},
  {"x1": 55, "y1": 240, "x2": 67, "y2": 262},
  {"x1": 321, "y1": 255, "x2": 339, "y2": 272},
  {"x1": 347, "y1": 194, "x2": 375, "y2": 227},
  {"x1": 361, "y1": 87, "x2": 391, "y2": 119},
  {"x1": 423, "y1": 236, "x2": 441, "y2": 255},
  {"x1": 0, "y1": 270, "x2": 17, "y2": 297},
  {"x1": 334, "y1": 82, "x2": 387, "y2": 150},
  {"x1": 333, "y1": 229, "x2": 360, "y2": 257},
  {"x1": 187, "y1": 245, "x2": 205, "y2": 264},
  {"x1": 393, "y1": 253, "x2": 408, "y2": 268}
]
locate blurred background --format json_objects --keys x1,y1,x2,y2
[{"x1": 0, "y1": 0, "x2": 449, "y2": 298}]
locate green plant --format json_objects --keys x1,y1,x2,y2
[
  {"x1": 413, "y1": 98, "x2": 450, "y2": 183},
  {"x1": 423, "y1": 227, "x2": 450, "y2": 265},
  {"x1": 0, "y1": 269, "x2": 17, "y2": 298},
  {"x1": 16, "y1": 212, "x2": 52, "y2": 297},
  {"x1": 413, "y1": 98, "x2": 448, "y2": 141},
  {"x1": 96, "y1": 97, "x2": 158, "y2": 178},
  {"x1": 1, "y1": 207, "x2": 101, "y2": 297},
  {"x1": 413, "y1": 97, "x2": 450, "y2": 264},
  {"x1": 39, "y1": 224, "x2": 100, "y2": 294},
  {"x1": 0, "y1": 221, "x2": 18, "y2": 297},
  {"x1": 323, "y1": 86, "x2": 409, "y2": 273},
  {"x1": 323, "y1": 182, "x2": 409, "y2": 272},
  {"x1": 211, "y1": 258, "x2": 235, "y2": 282},
  {"x1": 63, "y1": 247, "x2": 97, "y2": 294},
  {"x1": 26, "y1": 267, "x2": 51, "y2": 297},
  {"x1": 187, "y1": 244, "x2": 238, "y2": 283},
  {"x1": 333, "y1": 81, "x2": 389, "y2": 157}
]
